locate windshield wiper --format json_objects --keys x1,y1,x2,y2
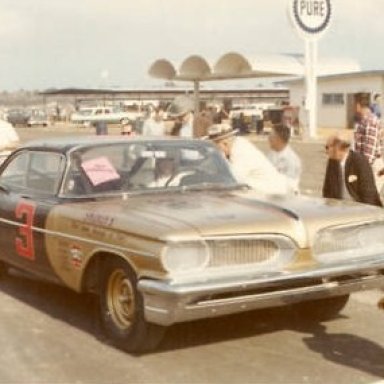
[{"x1": 181, "y1": 183, "x2": 247, "y2": 192}]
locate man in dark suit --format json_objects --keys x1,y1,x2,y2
[{"x1": 322, "y1": 135, "x2": 382, "y2": 207}]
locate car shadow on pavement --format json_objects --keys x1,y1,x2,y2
[
  {"x1": 0, "y1": 270, "x2": 99, "y2": 337},
  {"x1": 156, "y1": 306, "x2": 329, "y2": 352},
  {"x1": 296, "y1": 322, "x2": 384, "y2": 379},
  {"x1": 1, "y1": 268, "x2": 384, "y2": 376}
]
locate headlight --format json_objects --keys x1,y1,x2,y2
[
  {"x1": 313, "y1": 222, "x2": 384, "y2": 263},
  {"x1": 161, "y1": 241, "x2": 210, "y2": 274}
]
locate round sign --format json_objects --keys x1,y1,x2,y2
[{"x1": 289, "y1": 0, "x2": 332, "y2": 39}]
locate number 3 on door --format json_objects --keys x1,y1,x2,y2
[{"x1": 15, "y1": 201, "x2": 36, "y2": 260}]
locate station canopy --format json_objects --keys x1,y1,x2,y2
[{"x1": 148, "y1": 52, "x2": 360, "y2": 82}]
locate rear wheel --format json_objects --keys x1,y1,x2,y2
[
  {"x1": 292, "y1": 294, "x2": 350, "y2": 321},
  {"x1": 99, "y1": 258, "x2": 165, "y2": 353}
]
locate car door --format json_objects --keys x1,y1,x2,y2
[{"x1": 0, "y1": 149, "x2": 66, "y2": 281}]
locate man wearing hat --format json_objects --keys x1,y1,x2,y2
[
  {"x1": 208, "y1": 123, "x2": 290, "y2": 195},
  {"x1": 167, "y1": 95, "x2": 194, "y2": 137},
  {"x1": 322, "y1": 134, "x2": 382, "y2": 206}
]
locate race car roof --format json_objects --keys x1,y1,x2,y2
[{"x1": 20, "y1": 136, "x2": 209, "y2": 154}]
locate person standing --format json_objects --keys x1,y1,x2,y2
[
  {"x1": 353, "y1": 105, "x2": 384, "y2": 194},
  {"x1": 322, "y1": 134, "x2": 382, "y2": 206},
  {"x1": 142, "y1": 107, "x2": 166, "y2": 136},
  {"x1": 213, "y1": 105, "x2": 229, "y2": 124},
  {"x1": 208, "y1": 124, "x2": 290, "y2": 195},
  {"x1": 267, "y1": 124, "x2": 302, "y2": 193},
  {"x1": 167, "y1": 95, "x2": 194, "y2": 138},
  {"x1": 120, "y1": 119, "x2": 135, "y2": 137},
  {"x1": 370, "y1": 93, "x2": 381, "y2": 119}
]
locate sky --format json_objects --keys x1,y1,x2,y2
[{"x1": 0, "y1": 0, "x2": 382, "y2": 91}]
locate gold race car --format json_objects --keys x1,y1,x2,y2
[{"x1": 0, "y1": 136, "x2": 383, "y2": 352}]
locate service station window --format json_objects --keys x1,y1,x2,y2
[{"x1": 322, "y1": 93, "x2": 345, "y2": 106}]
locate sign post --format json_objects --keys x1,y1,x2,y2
[{"x1": 288, "y1": 0, "x2": 332, "y2": 138}]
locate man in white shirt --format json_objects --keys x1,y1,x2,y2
[
  {"x1": 208, "y1": 124, "x2": 290, "y2": 195},
  {"x1": 268, "y1": 124, "x2": 302, "y2": 193},
  {"x1": 142, "y1": 107, "x2": 166, "y2": 136}
]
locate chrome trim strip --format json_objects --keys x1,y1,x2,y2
[
  {"x1": 141, "y1": 274, "x2": 384, "y2": 326},
  {"x1": 0, "y1": 217, "x2": 156, "y2": 258}
]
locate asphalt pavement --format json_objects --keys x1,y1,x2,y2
[{"x1": 0, "y1": 270, "x2": 382, "y2": 384}]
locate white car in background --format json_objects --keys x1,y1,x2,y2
[
  {"x1": 27, "y1": 109, "x2": 49, "y2": 127},
  {"x1": 70, "y1": 106, "x2": 142, "y2": 125},
  {"x1": 229, "y1": 103, "x2": 274, "y2": 121}
]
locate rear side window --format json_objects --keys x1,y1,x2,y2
[{"x1": 0, "y1": 151, "x2": 65, "y2": 195}]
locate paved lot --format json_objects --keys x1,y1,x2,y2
[
  {"x1": 0, "y1": 270, "x2": 382, "y2": 384},
  {"x1": 0, "y1": 125, "x2": 381, "y2": 384}
]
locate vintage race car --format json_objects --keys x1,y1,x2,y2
[{"x1": 0, "y1": 136, "x2": 383, "y2": 352}]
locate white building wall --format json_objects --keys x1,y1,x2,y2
[{"x1": 287, "y1": 73, "x2": 384, "y2": 130}]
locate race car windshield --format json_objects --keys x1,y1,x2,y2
[{"x1": 61, "y1": 141, "x2": 239, "y2": 197}]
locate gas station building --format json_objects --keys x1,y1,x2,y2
[{"x1": 281, "y1": 70, "x2": 384, "y2": 130}]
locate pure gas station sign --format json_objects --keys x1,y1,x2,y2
[
  {"x1": 288, "y1": 0, "x2": 332, "y2": 138},
  {"x1": 290, "y1": 0, "x2": 331, "y2": 38}
]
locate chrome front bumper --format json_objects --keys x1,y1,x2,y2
[{"x1": 138, "y1": 257, "x2": 384, "y2": 326}]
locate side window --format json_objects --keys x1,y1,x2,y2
[
  {"x1": 0, "y1": 151, "x2": 65, "y2": 195},
  {"x1": 0, "y1": 152, "x2": 29, "y2": 188}
]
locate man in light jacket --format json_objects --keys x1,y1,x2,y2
[{"x1": 208, "y1": 124, "x2": 290, "y2": 195}]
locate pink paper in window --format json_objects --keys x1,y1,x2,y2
[{"x1": 81, "y1": 156, "x2": 120, "y2": 186}]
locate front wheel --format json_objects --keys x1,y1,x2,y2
[{"x1": 99, "y1": 258, "x2": 166, "y2": 353}]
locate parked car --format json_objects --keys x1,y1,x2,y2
[
  {"x1": 0, "y1": 137, "x2": 383, "y2": 352},
  {"x1": 6, "y1": 108, "x2": 30, "y2": 127},
  {"x1": 230, "y1": 103, "x2": 274, "y2": 133},
  {"x1": 27, "y1": 109, "x2": 49, "y2": 127},
  {"x1": 70, "y1": 106, "x2": 141, "y2": 125}
]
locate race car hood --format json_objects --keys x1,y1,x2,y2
[{"x1": 50, "y1": 189, "x2": 384, "y2": 248}]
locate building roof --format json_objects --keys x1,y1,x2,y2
[
  {"x1": 148, "y1": 52, "x2": 360, "y2": 82},
  {"x1": 278, "y1": 70, "x2": 384, "y2": 85}
]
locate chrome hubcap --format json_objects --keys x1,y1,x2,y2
[{"x1": 107, "y1": 269, "x2": 135, "y2": 330}]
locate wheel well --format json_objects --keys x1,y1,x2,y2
[{"x1": 81, "y1": 252, "x2": 136, "y2": 294}]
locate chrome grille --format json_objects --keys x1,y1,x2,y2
[{"x1": 206, "y1": 239, "x2": 279, "y2": 268}]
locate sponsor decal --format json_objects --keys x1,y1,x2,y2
[
  {"x1": 84, "y1": 212, "x2": 114, "y2": 227},
  {"x1": 69, "y1": 245, "x2": 83, "y2": 269}
]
